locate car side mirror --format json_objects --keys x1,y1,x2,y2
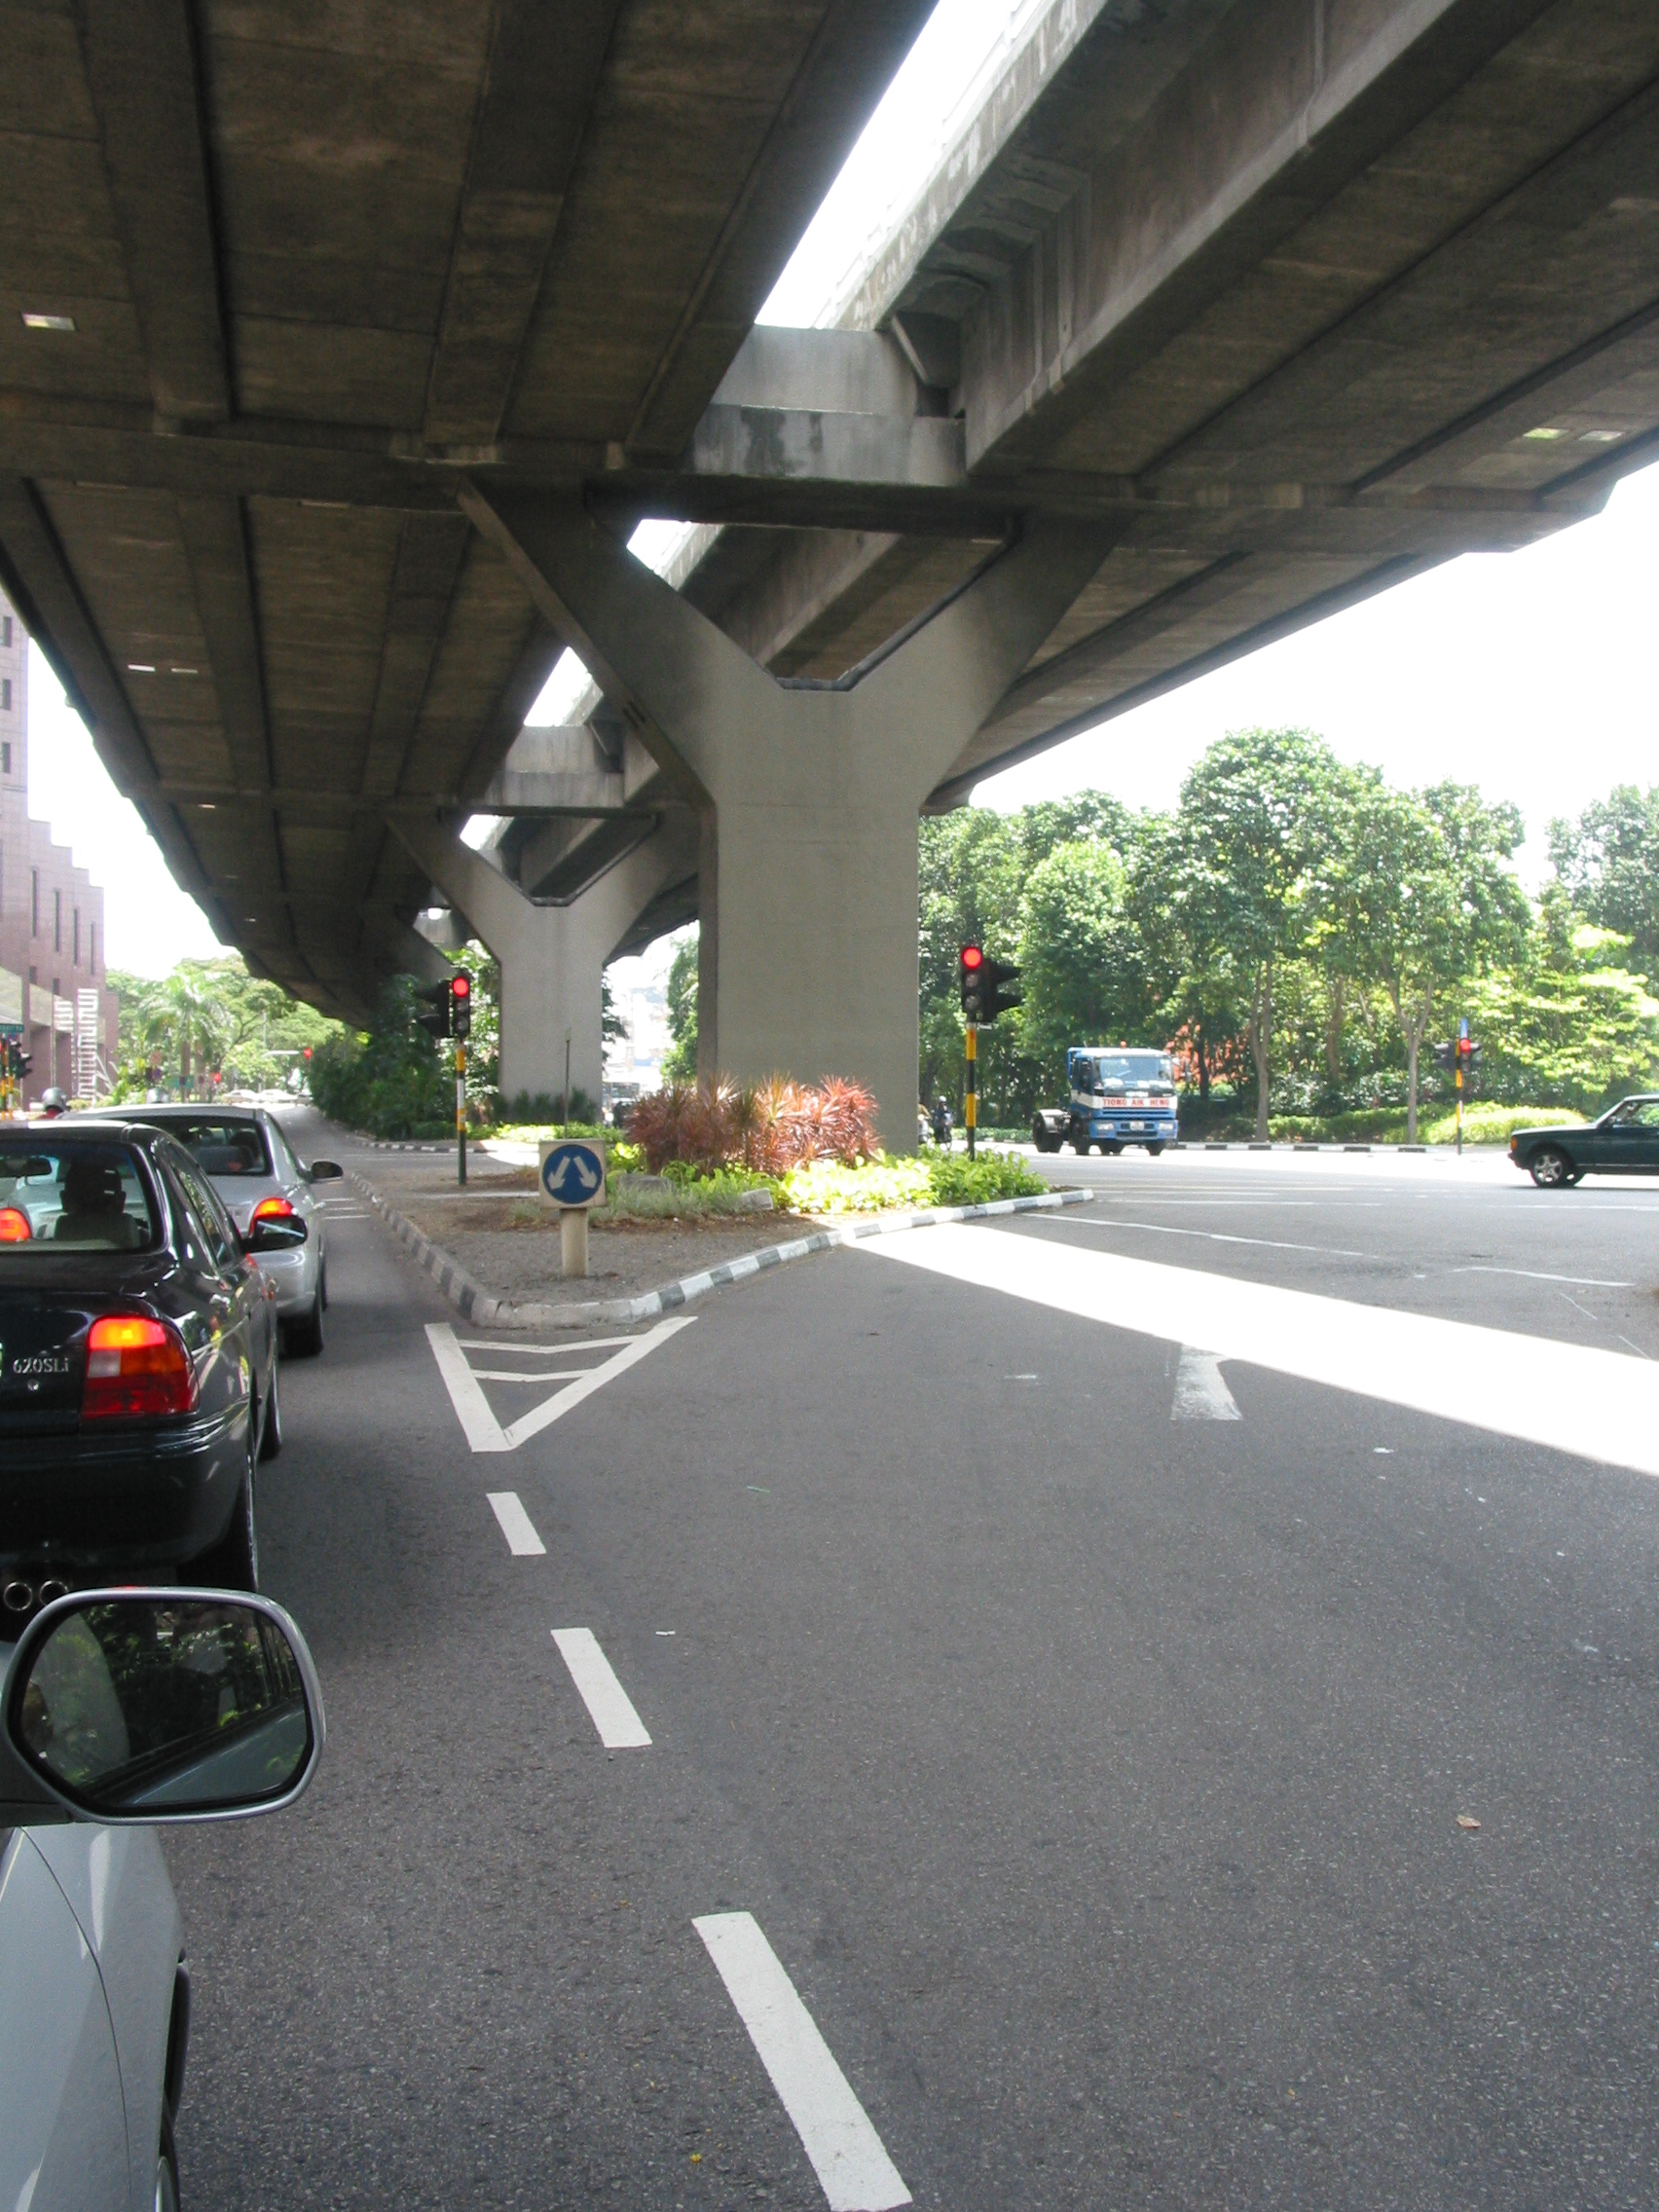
[
  {"x1": 305, "y1": 1160, "x2": 344, "y2": 1182},
  {"x1": 244, "y1": 1215, "x2": 309, "y2": 1254},
  {"x1": 2, "y1": 1590, "x2": 324, "y2": 1826}
]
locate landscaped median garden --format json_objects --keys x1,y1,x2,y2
[{"x1": 499, "y1": 1076, "x2": 1051, "y2": 1221}]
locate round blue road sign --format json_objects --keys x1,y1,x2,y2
[{"x1": 540, "y1": 1140, "x2": 605, "y2": 1205}]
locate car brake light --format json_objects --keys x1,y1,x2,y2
[
  {"x1": 250, "y1": 1196, "x2": 295, "y2": 1223},
  {"x1": 83, "y1": 1313, "x2": 198, "y2": 1419},
  {"x1": 0, "y1": 1206, "x2": 30, "y2": 1241}
]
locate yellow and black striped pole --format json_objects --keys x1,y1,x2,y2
[
  {"x1": 965, "y1": 1021, "x2": 977, "y2": 1161},
  {"x1": 457, "y1": 1044, "x2": 467, "y2": 1186}
]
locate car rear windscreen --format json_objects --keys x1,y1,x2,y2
[
  {"x1": 135, "y1": 1117, "x2": 273, "y2": 1178},
  {"x1": 0, "y1": 1142, "x2": 159, "y2": 1252}
]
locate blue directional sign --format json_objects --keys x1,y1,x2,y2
[{"x1": 538, "y1": 1139, "x2": 606, "y2": 1208}]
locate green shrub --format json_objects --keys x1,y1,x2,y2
[{"x1": 777, "y1": 1149, "x2": 1047, "y2": 1214}]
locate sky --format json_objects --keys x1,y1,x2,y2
[{"x1": 20, "y1": 0, "x2": 1659, "y2": 984}]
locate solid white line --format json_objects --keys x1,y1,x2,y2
[
  {"x1": 487, "y1": 1491, "x2": 546, "y2": 1556},
  {"x1": 693, "y1": 1912, "x2": 910, "y2": 2212},
  {"x1": 857, "y1": 1225, "x2": 1659, "y2": 1479},
  {"x1": 1455, "y1": 1264, "x2": 1632, "y2": 1287},
  {"x1": 1172, "y1": 1346, "x2": 1241, "y2": 1420},
  {"x1": 551, "y1": 1628, "x2": 650, "y2": 1748},
  {"x1": 426, "y1": 1322, "x2": 509, "y2": 1451},
  {"x1": 457, "y1": 1335, "x2": 642, "y2": 1353},
  {"x1": 1047, "y1": 1215, "x2": 1368, "y2": 1260}
]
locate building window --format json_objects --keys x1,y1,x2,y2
[
  {"x1": 73, "y1": 907, "x2": 80, "y2": 966},
  {"x1": 54, "y1": 888, "x2": 60, "y2": 952},
  {"x1": 1, "y1": 680, "x2": 10, "y2": 712},
  {"x1": 1, "y1": 743, "x2": 10, "y2": 773},
  {"x1": 2, "y1": 615, "x2": 11, "y2": 646},
  {"x1": 30, "y1": 869, "x2": 38, "y2": 937}
]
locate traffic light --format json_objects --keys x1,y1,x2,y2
[
  {"x1": 415, "y1": 977, "x2": 452, "y2": 1042},
  {"x1": 959, "y1": 943, "x2": 1021, "y2": 1023},
  {"x1": 1432, "y1": 1041, "x2": 1455, "y2": 1070},
  {"x1": 959, "y1": 943, "x2": 985, "y2": 1016},
  {"x1": 450, "y1": 972, "x2": 471, "y2": 1041}
]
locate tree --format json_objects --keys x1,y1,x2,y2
[
  {"x1": 1468, "y1": 883, "x2": 1659, "y2": 1109},
  {"x1": 1548, "y1": 785, "x2": 1659, "y2": 984},
  {"x1": 1017, "y1": 839, "x2": 1157, "y2": 1088},
  {"x1": 661, "y1": 928, "x2": 699, "y2": 1082},
  {"x1": 1329, "y1": 780, "x2": 1528, "y2": 1140},
  {"x1": 1171, "y1": 728, "x2": 1340, "y2": 1137}
]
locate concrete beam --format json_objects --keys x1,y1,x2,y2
[
  {"x1": 393, "y1": 812, "x2": 699, "y2": 1106},
  {"x1": 459, "y1": 488, "x2": 1117, "y2": 1146},
  {"x1": 78, "y1": 0, "x2": 229, "y2": 423}
]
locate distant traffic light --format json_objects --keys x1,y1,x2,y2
[
  {"x1": 416, "y1": 977, "x2": 453, "y2": 1042},
  {"x1": 450, "y1": 972, "x2": 471, "y2": 1041},
  {"x1": 959, "y1": 943, "x2": 985, "y2": 1017},
  {"x1": 1432, "y1": 1041, "x2": 1456, "y2": 1070},
  {"x1": 977, "y1": 955, "x2": 1022, "y2": 1022}
]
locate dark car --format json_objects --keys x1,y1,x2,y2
[
  {"x1": 1508, "y1": 1095, "x2": 1659, "y2": 1187},
  {"x1": 0, "y1": 1121, "x2": 304, "y2": 1636}
]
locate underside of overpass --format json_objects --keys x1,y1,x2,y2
[{"x1": 1, "y1": 0, "x2": 1656, "y2": 1142}]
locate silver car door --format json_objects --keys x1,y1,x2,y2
[
  {"x1": 0, "y1": 1832, "x2": 130, "y2": 2212},
  {"x1": 32, "y1": 1825, "x2": 182, "y2": 2212}
]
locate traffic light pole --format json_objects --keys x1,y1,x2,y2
[
  {"x1": 457, "y1": 1046, "x2": 467, "y2": 1186},
  {"x1": 965, "y1": 1021, "x2": 977, "y2": 1161},
  {"x1": 1456, "y1": 1061, "x2": 1462, "y2": 1158}
]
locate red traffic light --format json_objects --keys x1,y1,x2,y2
[
  {"x1": 960, "y1": 944, "x2": 983, "y2": 971},
  {"x1": 451, "y1": 974, "x2": 470, "y2": 999}
]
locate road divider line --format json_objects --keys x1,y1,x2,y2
[
  {"x1": 551, "y1": 1628, "x2": 650, "y2": 1748},
  {"x1": 1172, "y1": 1346, "x2": 1241, "y2": 1420},
  {"x1": 487, "y1": 1491, "x2": 546, "y2": 1556},
  {"x1": 859, "y1": 1225, "x2": 1659, "y2": 1480},
  {"x1": 426, "y1": 1322, "x2": 509, "y2": 1451},
  {"x1": 693, "y1": 1912, "x2": 910, "y2": 2212}
]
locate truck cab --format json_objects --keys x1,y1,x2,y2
[{"x1": 1033, "y1": 1049, "x2": 1178, "y2": 1155}]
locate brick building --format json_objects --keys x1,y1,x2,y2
[{"x1": 0, "y1": 587, "x2": 119, "y2": 1103}]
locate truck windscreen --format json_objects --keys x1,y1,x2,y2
[{"x1": 1088, "y1": 1053, "x2": 1173, "y2": 1089}]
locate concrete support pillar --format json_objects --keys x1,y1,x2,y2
[
  {"x1": 461, "y1": 488, "x2": 1114, "y2": 1149},
  {"x1": 394, "y1": 814, "x2": 697, "y2": 1109}
]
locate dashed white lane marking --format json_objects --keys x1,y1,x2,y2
[
  {"x1": 551, "y1": 1628, "x2": 651, "y2": 1748},
  {"x1": 860, "y1": 1225, "x2": 1659, "y2": 1479},
  {"x1": 1171, "y1": 1346, "x2": 1241, "y2": 1420},
  {"x1": 487, "y1": 1491, "x2": 546, "y2": 1556},
  {"x1": 693, "y1": 1912, "x2": 910, "y2": 2212},
  {"x1": 425, "y1": 1316, "x2": 694, "y2": 1453}
]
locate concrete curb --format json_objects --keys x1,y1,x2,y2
[{"x1": 348, "y1": 1170, "x2": 1091, "y2": 1331}]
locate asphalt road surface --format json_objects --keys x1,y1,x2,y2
[{"x1": 168, "y1": 1118, "x2": 1658, "y2": 2210}]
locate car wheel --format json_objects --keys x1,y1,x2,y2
[
  {"x1": 319, "y1": 1255, "x2": 329, "y2": 1311},
  {"x1": 154, "y1": 2117, "x2": 180, "y2": 2212},
  {"x1": 259, "y1": 1352, "x2": 282, "y2": 1460},
  {"x1": 285, "y1": 1279, "x2": 325, "y2": 1358},
  {"x1": 1529, "y1": 1146, "x2": 1572, "y2": 1189},
  {"x1": 194, "y1": 1422, "x2": 258, "y2": 1593}
]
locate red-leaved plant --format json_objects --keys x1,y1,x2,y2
[{"x1": 628, "y1": 1075, "x2": 879, "y2": 1173}]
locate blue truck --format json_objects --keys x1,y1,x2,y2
[{"x1": 1031, "y1": 1048, "x2": 1179, "y2": 1156}]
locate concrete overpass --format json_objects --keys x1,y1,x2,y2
[{"x1": 2, "y1": 0, "x2": 1657, "y2": 1141}]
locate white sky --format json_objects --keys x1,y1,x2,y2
[{"x1": 21, "y1": 0, "x2": 1659, "y2": 987}]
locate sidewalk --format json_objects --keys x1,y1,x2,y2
[{"x1": 340, "y1": 1138, "x2": 1089, "y2": 1329}]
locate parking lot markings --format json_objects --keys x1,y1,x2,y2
[
  {"x1": 693, "y1": 1911, "x2": 910, "y2": 2212},
  {"x1": 1171, "y1": 1346, "x2": 1241, "y2": 1420},
  {"x1": 551, "y1": 1628, "x2": 651, "y2": 1748},
  {"x1": 487, "y1": 1491, "x2": 546, "y2": 1556}
]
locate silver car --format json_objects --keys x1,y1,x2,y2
[
  {"x1": 1, "y1": 1587, "x2": 324, "y2": 2211},
  {"x1": 119, "y1": 1108, "x2": 341, "y2": 1354}
]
